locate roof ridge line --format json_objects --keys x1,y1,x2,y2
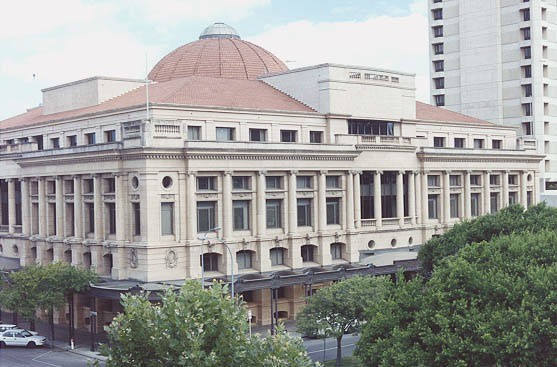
[{"x1": 259, "y1": 79, "x2": 316, "y2": 112}]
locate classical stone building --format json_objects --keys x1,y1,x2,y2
[{"x1": 0, "y1": 23, "x2": 542, "y2": 330}]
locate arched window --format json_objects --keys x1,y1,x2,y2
[
  {"x1": 236, "y1": 250, "x2": 254, "y2": 269},
  {"x1": 64, "y1": 250, "x2": 72, "y2": 264},
  {"x1": 83, "y1": 252, "x2": 92, "y2": 270},
  {"x1": 330, "y1": 242, "x2": 345, "y2": 260},
  {"x1": 270, "y1": 247, "x2": 285, "y2": 266},
  {"x1": 102, "y1": 254, "x2": 113, "y2": 275},
  {"x1": 301, "y1": 245, "x2": 316, "y2": 262},
  {"x1": 202, "y1": 253, "x2": 220, "y2": 272}
]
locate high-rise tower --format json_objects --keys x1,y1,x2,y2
[{"x1": 428, "y1": 0, "x2": 557, "y2": 204}]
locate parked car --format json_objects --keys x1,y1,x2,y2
[
  {"x1": 0, "y1": 324, "x2": 17, "y2": 333},
  {"x1": 0, "y1": 329, "x2": 47, "y2": 348}
]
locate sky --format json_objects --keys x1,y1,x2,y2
[{"x1": 0, "y1": 0, "x2": 430, "y2": 121}]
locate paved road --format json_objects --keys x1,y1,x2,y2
[
  {"x1": 0, "y1": 346, "x2": 105, "y2": 367},
  {"x1": 304, "y1": 334, "x2": 360, "y2": 363}
]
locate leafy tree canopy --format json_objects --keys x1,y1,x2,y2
[
  {"x1": 418, "y1": 203, "x2": 557, "y2": 275},
  {"x1": 357, "y1": 230, "x2": 557, "y2": 367},
  {"x1": 104, "y1": 281, "x2": 314, "y2": 367}
]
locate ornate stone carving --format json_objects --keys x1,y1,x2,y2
[
  {"x1": 130, "y1": 248, "x2": 138, "y2": 268},
  {"x1": 166, "y1": 249, "x2": 178, "y2": 268}
]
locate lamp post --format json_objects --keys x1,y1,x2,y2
[
  {"x1": 218, "y1": 238, "x2": 234, "y2": 299},
  {"x1": 197, "y1": 227, "x2": 221, "y2": 288}
]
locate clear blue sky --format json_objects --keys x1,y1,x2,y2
[{"x1": 0, "y1": 0, "x2": 428, "y2": 120}]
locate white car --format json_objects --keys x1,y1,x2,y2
[
  {"x1": 0, "y1": 324, "x2": 17, "y2": 333},
  {"x1": 0, "y1": 329, "x2": 47, "y2": 348}
]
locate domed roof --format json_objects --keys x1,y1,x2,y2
[{"x1": 148, "y1": 23, "x2": 288, "y2": 82}]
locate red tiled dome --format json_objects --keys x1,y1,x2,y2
[{"x1": 148, "y1": 23, "x2": 288, "y2": 82}]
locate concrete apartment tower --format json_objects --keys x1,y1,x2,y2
[{"x1": 428, "y1": 0, "x2": 557, "y2": 205}]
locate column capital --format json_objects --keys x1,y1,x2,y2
[
  {"x1": 444, "y1": 170, "x2": 451, "y2": 175},
  {"x1": 464, "y1": 170, "x2": 472, "y2": 175},
  {"x1": 397, "y1": 170, "x2": 405, "y2": 175},
  {"x1": 350, "y1": 170, "x2": 362, "y2": 175},
  {"x1": 485, "y1": 170, "x2": 492, "y2": 175},
  {"x1": 374, "y1": 170, "x2": 383, "y2": 175},
  {"x1": 186, "y1": 171, "x2": 197, "y2": 177},
  {"x1": 223, "y1": 171, "x2": 233, "y2": 176},
  {"x1": 319, "y1": 170, "x2": 328, "y2": 175},
  {"x1": 421, "y1": 170, "x2": 430, "y2": 175},
  {"x1": 289, "y1": 170, "x2": 298, "y2": 176},
  {"x1": 257, "y1": 170, "x2": 267, "y2": 176},
  {"x1": 72, "y1": 175, "x2": 81, "y2": 180},
  {"x1": 20, "y1": 177, "x2": 29, "y2": 183},
  {"x1": 7, "y1": 178, "x2": 14, "y2": 183}
]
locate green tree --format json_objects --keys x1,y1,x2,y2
[
  {"x1": 357, "y1": 230, "x2": 557, "y2": 367},
  {"x1": 418, "y1": 203, "x2": 557, "y2": 275},
  {"x1": 104, "y1": 281, "x2": 314, "y2": 367},
  {"x1": 297, "y1": 276, "x2": 390, "y2": 367}
]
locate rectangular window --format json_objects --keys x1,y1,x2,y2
[
  {"x1": 296, "y1": 176, "x2": 313, "y2": 189},
  {"x1": 509, "y1": 192, "x2": 518, "y2": 205},
  {"x1": 454, "y1": 138, "x2": 465, "y2": 148},
  {"x1": 432, "y1": 8, "x2": 443, "y2": 20},
  {"x1": 33, "y1": 135, "x2": 44, "y2": 150},
  {"x1": 471, "y1": 193, "x2": 480, "y2": 217},
  {"x1": 523, "y1": 103, "x2": 532, "y2": 116},
  {"x1": 522, "y1": 27, "x2": 531, "y2": 40},
  {"x1": 266, "y1": 176, "x2": 283, "y2": 190},
  {"x1": 347, "y1": 120, "x2": 394, "y2": 136},
  {"x1": 523, "y1": 65, "x2": 532, "y2": 78},
  {"x1": 197, "y1": 177, "x2": 216, "y2": 191},
  {"x1": 233, "y1": 200, "x2": 250, "y2": 231},
  {"x1": 84, "y1": 179, "x2": 94, "y2": 194},
  {"x1": 270, "y1": 249, "x2": 284, "y2": 266},
  {"x1": 522, "y1": 122, "x2": 533, "y2": 135},
  {"x1": 490, "y1": 193, "x2": 499, "y2": 214},
  {"x1": 433, "y1": 60, "x2": 444, "y2": 72},
  {"x1": 523, "y1": 84, "x2": 532, "y2": 97},
  {"x1": 237, "y1": 251, "x2": 252, "y2": 269},
  {"x1": 161, "y1": 202, "x2": 174, "y2": 235},
  {"x1": 326, "y1": 176, "x2": 341, "y2": 189},
  {"x1": 280, "y1": 130, "x2": 297, "y2": 142},
  {"x1": 449, "y1": 175, "x2": 461, "y2": 187},
  {"x1": 470, "y1": 175, "x2": 481, "y2": 186},
  {"x1": 187, "y1": 126, "x2": 201, "y2": 140},
  {"x1": 310, "y1": 131, "x2": 323, "y2": 143},
  {"x1": 433, "y1": 43, "x2": 444, "y2": 55},
  {"x1": 428, "y1": 175, "x2": 440, "y2": 187},
  {"x1": 326, "y1": 198, "x2": 340, "y2": 225},
  {"x1": 433, "y1": 136, "x2": 445, "y2": 147},
  {"x1": 508, "y1": 175, "x2": 518, "y2": 185},
  {"x1": 434, "y1": 94, "x2": 445, "y2": 106},
  {"x1": 492, "y1": 140, "x2": 502, "y2": 149},
  {"x1": 85, "y1": 132, "x2": 96, "y2": 145},
  {"x1": 433, "y1": 25, "x2": 443, "y2": 37},
  {"x1": 107, "y1": 203, "x2": 116, "y2": 235},
  {"x1": 522, "y1": 8, "x2": 530, "y2": 21},
  {"x1": 216, "y1": 127, "x2": 235, "y2": 141},
  {"x1": 67, "y1": 135, "x2": 77, "y2": 147},
  {"x1": 86, "y1": 203, "x2": 95, "y2": 233},
  {"x1": 450, "y1": 194, "x2": 460, "y2": 218},
  {"x1": 64, "y1": 180, "x2": 74, "y2": 194},
  {"x1": 232, "y1": 176, "x2": 251, "y2": 190},
  {"x1": 266, "y1": 199, "x2": 282, "y2": 229},
  {"x1": 522, "y1": 46, "x2": 531, "y2": 59},
  {"x1": 474, "y1": 139, "x2": 484, "y2": 149},
  {"x1": 297, "y1": 198, "x2": 313, "y2": 227},
  {"x1": 133, "y1": 202, "x2": 141, "y2": 235},
  {"x1": 104, "y1": 177, "x2": 115, "y2": 193},
  {"x1": 197, "y1": 201, "x2": 216, "y2": 232},
  {"x1": 249, "y1": 128, "x2": 267, "y2": 142},
  {"x1": 434, "y1": 77, "x2": 444, "y2": 89},
  {"x1": 428, "y1": 194, "x2": 439, "y2": 219},
  {"x1": 331, "y1": 243, "x2": 343, "y2": 260},
  {"x1": 50, "y1": 137, "x2": 60, "y2": 149},
  {"x1": 490, "y1": 175, "x2": 500, "y2": 186},
  {"x1": 104, "y1": 130, "x2": 116, "y2": 142}
]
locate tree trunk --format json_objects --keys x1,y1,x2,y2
[
  {"x1": 49, "y1": 308, "x2": 54, "y2": 345},
  {"x1": 336, "y1": 336, "x2": 343, "y2": 367},
  {"x1": 68, "y1": 294, "x2": 75, "y2": 346},
  {"x1": 30, "y1": 319, "x2": 36, "y2": 331}
]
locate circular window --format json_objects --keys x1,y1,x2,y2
[
  {"x1": 131, "y1": 176, "x2": 139, "y2": 190},
  {"x1": 408, "y1": 237, "x2": 414, "y2": 245},
  {"x1": 367, "y1": 240, "x2": 375, "y2": 249},
  {"x1": 527, "y1": 174, "x2": 532, "y2": 182},
  {"x1": 391, "y1": 239, "x2": 397, "y2": 247},
  {"x1": 162, "y1": 176, "x2": 173, "y2": 189},
  {"x1": 12, "y1": 245, "x2": 18, "y2": 255}
]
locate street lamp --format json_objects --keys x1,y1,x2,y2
[
  {"x1": 197, "y1": 226, "x2": 221, "y2": 288},
  {"x1": 218, "y1": 238, "x2": 235, "y2": 299}
]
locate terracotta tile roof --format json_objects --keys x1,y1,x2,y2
[
  {"x1": 0, "y1": 76, "x2": 315, "y2": 130},
  {"x1": 415, "y1": 101, "x2": 494, "y2": 126},
  {"x1": 148, "y1": 38, "x2": 288, "y2": 82}
]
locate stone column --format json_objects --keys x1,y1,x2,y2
[
  {"x1": 396, "y1": 171, "x2": 404, "y2": 226},
  {"x1": 443, "y1": 171, "x2": 451, "y2": 223},
  {"x1": 374, "y1": 171, "x2": 382, "y2": 227},
  {"x1": 464, "y1": 171, "x2": 471, "y2": 219},
  {"x1": 502, "y1": 170, "x2": 509, "y2": 208},
  {"x1": 7, "y1": 179, "x2": 16, "y2": 233},
  {"x1": 318, "y1": 171, "x2": 327, "y2": 232},
  {"x1": 186, "y1": 172, "x2": 197, "y2": 240},
  {"x1": 520, "y1": 171, "x2": 528, "y2": 207},
  {"x1": 178, "y1": 173, "x2": 188, "y2": 241},
  {"x1": 415, "y1": 171, "x2": 422, "y2": 225},
  {"x1": 346, "y1": 171, "x2": 355, "y2": 230},
  {"x1": 55, "y1": 176, "x2": 64, "y2": 238},
  {"x1": 93, "y1": 175, "x2": 104, "y2": 241},
  {"x1": 257, "y1": 171, "x2": 266, "y2": 237},
  {"x1": 421, "y1": 171, "x2": 428, "y2": 223},
  {"x1": 38, "y1": 178, "x2": 47, "y2": 237},
  {"x1": 73, "y1": 176, "x2": 83, "y2": 239},
  {"x1": 288, "y1": 171, "x2": 297, "y2": 234},
  {"x1": 21, "y1": 178, "x2": 30, "y2": 235},
  {"x1": 353, "y1": 171, "x2": 362, "y2": 228},
  {"x1": 408, "y1": 171, "x2": 416, "y2": 225},
  {"x1": 483, "y1": 171, "x2": 491, "y2": 215},
  {"x1": 115, "y1": 174, "x2": 126, "y2": 242},
  {"x1": 222, "y1": 171, "x2": 232, "y2": 238}
]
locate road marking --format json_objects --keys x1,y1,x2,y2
[
  {"x1": 307, "y1": 343, "x2": 356, "y2": 355},
  {"x1": 31, "y1": 351, "x2": 63, "y2": 367}
]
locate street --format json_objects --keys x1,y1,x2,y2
[
  {"x1": 0, "y1": 347, "x2": 104, "y2": 367},
  {"x1": 304, "y1": 334, "x2": 360, "y2": 363}
]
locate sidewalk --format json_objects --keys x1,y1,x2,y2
[{"x1": 50, "y1": 339, "x2": 108, "y2": 362}]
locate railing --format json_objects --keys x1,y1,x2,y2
[
  {"x1": 382, "y1": 218, "x2": 400, "y2": 226},
  {"x1": 361, "y1": 219, "x2": 377, "y2": 227},
  {"x1": 13, "y1": 225, "x2": 22, "y2": 234},
  {"x1": 335, "y1": 134, "x2": 413, "y2": 146}
]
